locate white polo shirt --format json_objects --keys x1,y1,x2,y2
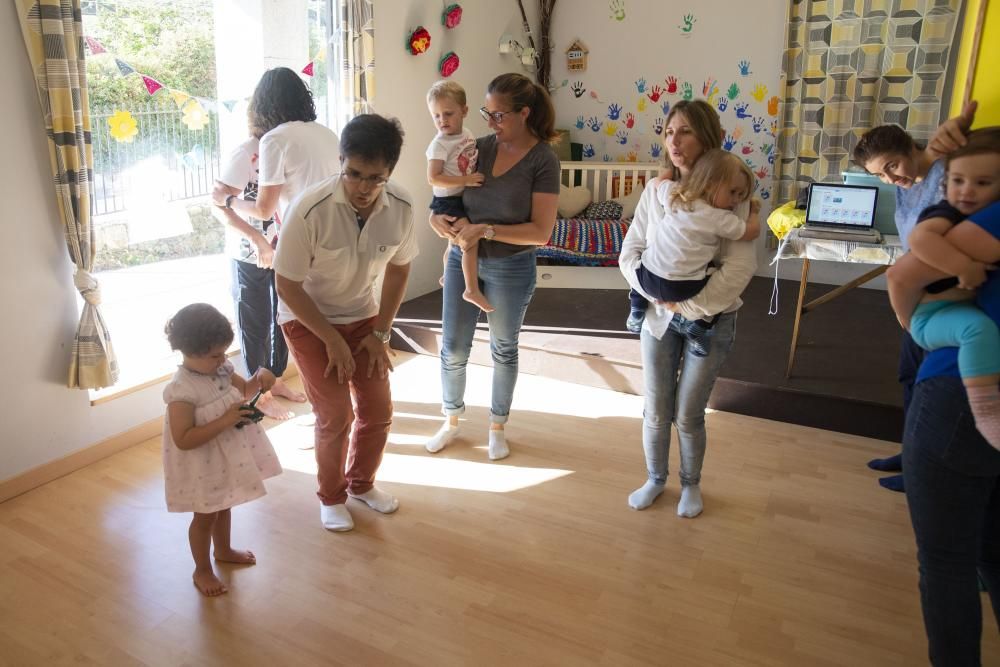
[
  {"x1": 258, "y1": 121, "x2": 341, "y2": 218},
  {"x1": 273, "y1": 176, "x2": 418, "y2": 326}
]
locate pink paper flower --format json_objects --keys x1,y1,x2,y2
[
  {"x1": 439, "y1": 51, "x2": 460, "y2": 78},
  {"x1": 442, "y1": 4, "x2": 463, "y2": 29}
]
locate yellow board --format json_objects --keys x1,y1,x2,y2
[{"x1": 950, "y1": 0, "x2": 1000, "y2": 127}]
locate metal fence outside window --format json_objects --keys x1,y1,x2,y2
[{"x1": 90, "y1": 99, "x2": 221, "y2": 216}]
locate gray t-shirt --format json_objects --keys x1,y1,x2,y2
[{"x1": 462, "y1": 135, "x2": 560, "y2": 258}]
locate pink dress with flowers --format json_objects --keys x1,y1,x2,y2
[{"x1": 162, "y1": 361, "x2": 282, "y2": 513}]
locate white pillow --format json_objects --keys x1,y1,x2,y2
[
  {"x1": 612, "y1": 186, "x2": 643, "y2": 218},
  {"x1": 557, "y1": 185, "x2": 592, "y2": 218}
]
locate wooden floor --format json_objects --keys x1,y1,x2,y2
[{"x1": 1, "y1": 353, "x2": 996, "y2": 666}]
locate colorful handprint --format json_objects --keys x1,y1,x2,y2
[
  {"x1": 637, "y1": 96, "x2": 647, "y2": 112},
  {"x1": 761, "y1": 188, "x2": 771, "y2": 200},
  {"x1": 646, "y1": 85, "x2": 663, "y2": 102},
  {"x1": 571, "y1": 82, "x2": 586, "y2": 98},
  {"x1": 752, "y1": 116, "x2": 765, "y2": 133},
  {"x1": 587, "y1": 117, "x2": 602, "y2": 132},
  {"x1": 755, "y1": 166, "x2": 769, "y2": 180},
  {"x1": 575, "y1": 116, "x2": 585, "y2": 130},
  {"x1": 717, "y1": 97, "x2": 728, "y2": 112},
  {"x1": 741, "y1": 144, "x2": 753, "y2": 155},
  {"x1": 665, "y1": 76, "x2": 678, "y2": 94},
  {"x1": 650, "y1": 143, "x2": 662, "y2": 158},
  {"x1": 617, "y1": 130, "x2": 629, "y2": 145},
  {"x1": 733, "y1": 125, "x2": 744, "y2": 140},
  {"x1": 661, "y1": 100, "x2": 670, "y2": 115},
  {"x1": 609, "y1": 0, "x2": 626, "y2": 21},
  {"x1": 767, "y1": 95, "x2": 780, "y2": 116},
  {"x1": 751, "y1": 84, "x2": 768, "y2": 102},
  {"x1": 734, "y1": 102, "x2": 751, "y2": 119},
  {"x1": 727, "y1": 82, "x2": 739, "y2": 100},
  {"x1": 602, "y1": 154, "x2": 612, "y2": 162},
  {"x1": 626, "y1": 151, "x2": 638, "y2": 162},
  {"x1": 681, "y1": 82, "x2": 693, "y2": 101},
  {"x1": 678, "y1": 13, "x2": 696, "y2": 33},
  {"x1": 624, "y1": 112, "x2": 635, "y2": 129},
  {"x1": 608, "y1": 103, "x2": 622, "y2": 120},
  {"x1": 605, "y1": 122, "x2": 618, "y2": 136},
  {"x1": 583, "y1": 144, "x2": 595, "y2": 158},
  {"x1": 635, "y1": 78, "x2": 647, "y2": 93},
  {"x1": 722, "y1": 134, "x2": 736, "y2": 151},
  {"x1": 770, "y1": 118, "x2": 778, "y2": 135},
  {"x1": 737, "y1": 59, "x2": 751, "y2": 76},
  {"x1": 761, "y1": 143, "x2": 773, "y2": 155},
  {"x1": 652, "y1": 117, "x2": 664, "y2": 135}
]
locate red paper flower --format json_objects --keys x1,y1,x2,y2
[
  {"x1": 442, "y1": 4, "x2": 463, "y2": 29},
  {"x1": 439, "y1": 52, "x2": 460, "y2": 78},
  {"x1": 407, "y1": 26, "x2": 431, "y2": 55}
]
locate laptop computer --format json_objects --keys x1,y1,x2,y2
[{"x1": 799, "y1": 183, "x2": 882, "y2": 242}]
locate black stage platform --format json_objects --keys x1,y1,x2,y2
[{"x1": 396, "y1": 275, "x2": 904, "y2": 443}]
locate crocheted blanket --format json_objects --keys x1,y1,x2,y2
[{"x1": 537, "y1": 217, "x2": 631, "y2": 266}]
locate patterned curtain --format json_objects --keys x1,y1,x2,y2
[
  {"x1": 330, "y1": 0, "x2": 375, "y2": 132},
  {"x1": 774, "y1": 0, "x2": 963, "y2": 202},
  {"x1": 15, "y1": 0, "x2": 118, "y2": 389}
]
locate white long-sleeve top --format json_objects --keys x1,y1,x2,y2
[{"x1": 619, "y1": 179, "x2": 758, "y2": 340}]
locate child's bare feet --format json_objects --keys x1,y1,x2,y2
[
  {"x1": 214, "y1": 547, "x2": 256, "y2": 565},
  {"x1": 271, "y1": 377, "x2": 307, "y2": 403},
  {"x1": 463, "y1": 289, "x2": 494, "y2": 312},
  {"x1": 193, "y1": 568, "x2": 228, "y2": 596},
  {"x1": 255, "y1": 392, "x2": 293, "y2": 420}
]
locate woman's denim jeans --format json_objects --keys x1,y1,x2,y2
[
  {"x1": 639, "y1": 311, "x2": 736, "y2": 487},
  {"x1": 903, "y1": 375, "x2": 1000, "y2": 666},
  {"x1": 440, "y1": 246, "x2": 536, "y2": 423}
]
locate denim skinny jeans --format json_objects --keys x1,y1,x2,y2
[
  {"x1": 639, "y1": 310, "x2": 736, "y2": 487},
  {"x1": 440, "y1": 245, "x2": 536, "y2": 423},
  {"x1": 903, "y1": 375, "x2": 1000, "y2": 666}
]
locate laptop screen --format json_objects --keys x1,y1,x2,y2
[{"x1": 806, "y1": 183, "x2": 879, "y2": 229}]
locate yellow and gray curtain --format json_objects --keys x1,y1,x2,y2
[
  {"x1": 331, "y1": 0, "x2": 375, "y2": 131},
  {"x1": 774, "y1": 0, "x2": 964, "y2": 202},
  {"x1": 16, "y1": 0, "x2": 118, "y2": 389}
]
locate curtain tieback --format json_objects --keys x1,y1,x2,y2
[{"x1": 73, "y1": 269, "x2": 102, "y2": 306}]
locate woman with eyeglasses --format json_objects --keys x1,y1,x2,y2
[
  {"x1": 211, "y1": 67, "x2": 341, "y2": 422},
  {"x1": 424, "y1": 72, "x2": 560, "y2": 461}
]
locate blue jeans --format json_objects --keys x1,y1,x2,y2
[
  {"x1": 440, "y1": 246, "x2": 537, "y2": 423},
  {"x1": 639, "y1": 311, "x2": 737, "y2": 487},
  {"x1": 231, "y1": 259, "x2": 288, "y2": 378},
  {"x1": 903, "y1": 376, "x2": 1000, "y2": 666}
]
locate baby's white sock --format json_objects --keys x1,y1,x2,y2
[
  {"x1": 320, "y1": 503, "x2": 354, "y2": 531},
  {"x1": 488, "y1": 429, "x2": 509, "y2": 460},
  {"x1": 349, "y1": 486, "x2": 399, "y2": 514},
  {"x1": 628, "y1": 480, "x2": 665, "y2": 510},
  {"x1": 425, "y1": 420, "x2": 459, "y2": 453},
  {"x1": 677, "y1": 485, "x2": 703, "y2": 518}
]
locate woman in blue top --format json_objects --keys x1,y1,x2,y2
[
  {"x1": 902, "y1": 198, "x2": 1000, "y2": 665},
  {"x1": 853, "y1": 103, "x2": 977, "y2": 491}
]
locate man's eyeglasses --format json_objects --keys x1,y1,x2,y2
[
  {"x1": 480, "y1": 107, "x2": 516, "y2": 124},
  {"x1": 340, "y1": 171, "x2": 389, "y2": 187}
]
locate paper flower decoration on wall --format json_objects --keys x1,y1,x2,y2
[
  {"x1": 439, "y1": 52, "x2": 460, "y2": 78},
  {"x1": 182, "y1": 100, "x2": 210, "y2": 131},
  {"x1": 108, "y1": 109, "x2": 138, "y2": 143},
  {"x1": 442, "y1": 4, "x2": 463, "y2": 29},
  {"x1": 407, "y1": 26, "x2": 431, "y2": 55}
]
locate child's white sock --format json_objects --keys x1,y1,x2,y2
[
  {"x1": 425, "y1": 421, "x2": 459, "y2": 453},
  {"x1": 320, "y1": 503, "x2": 354, "y2": 531},
  {"x1": 967, "y1": 385, "x2": 1000, "y2": 451},
  {"x1": 349, "y1": 486, "x2": 400, "y2": 514},
  {"x1": 628, "y1": 480, "x2": 665, "y2": 510},
  {"x1": 677, "y1": 485, "x2": 703, "y2": 518},
  {"x1": 488, "y1": 429, "x2": 509, "y2": 460}
]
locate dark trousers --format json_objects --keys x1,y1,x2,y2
[
  {"x1": 903, "y1": 376, "x2": 1000, "y2": 666},
  {"x1": 899, "y1": 329, "x2": 926, "y2": 417},
  {"x1": 231, "y1": 259, "x2": 288, "y2": 378}
]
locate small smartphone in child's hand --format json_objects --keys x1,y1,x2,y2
[{"x1": 235, "y1": 389, "x2": 266, "y2": 428}]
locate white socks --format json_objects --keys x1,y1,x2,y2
[
  {"x1": 425, "y1": 421, "x2": 460, "y2": 453},
  {"x1": 349, "y1": 486, "x2": 400, "y2": 514},
  {"x1": 320, "y1": 503, "x2": 354, "y2": 531},
  {"x1": 488, "y1": 429, "x2": 509, "y2": 460},
  {"x1": 677, "y1": 485, "x2": 703, "y2": 518},
  {"x1": 628, "y1": 480, "x2": 665, "y2": 510}
]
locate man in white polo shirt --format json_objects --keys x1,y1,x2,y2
[{"x1": 274, "y1": 114, "x2": 417, "y2": 532}]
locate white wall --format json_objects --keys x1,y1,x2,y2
[
  {"x1": 1, "y1": 3, "x2": 168, "y2": 482},
  {"x1": 374, "y1": 0, "x2": 542, "y2": 298}
]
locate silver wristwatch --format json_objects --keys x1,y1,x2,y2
[
  {"x1": 372, "y1": 328, "x2": 391, "y2": 344},
  {"x1": 483, "y1": 224, "x2": 496, "y2": 241}
]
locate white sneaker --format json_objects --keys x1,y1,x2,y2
[{"x1": 320, "y1": 503, "x2": 354, "y2": 531}]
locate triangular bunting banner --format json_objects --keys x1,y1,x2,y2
[
  {"x1": 170, "y1": 89, "x2": 192, "y2": 109},
  {"x1": 85, "y1": 36, "x2": 106, "y2": 55},
  {"x1": 222, "y1": 99, "x2": 239, "y2": 112},
  {"x1": 301, "y1": 62, "x2": 315, "y2": 77},
  {"x1": 142, "y1": 75, "x2": 164, "y2": 96},
  {"x1": 115, "y1": 58, "x2": 136, "y2": 76},
  {"x1": 194, "y1": 97, "x2": 218, "y2": 113}
]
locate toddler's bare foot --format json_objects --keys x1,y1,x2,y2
[
  {"x1": 193, "y1": 569, "x2": 228, "y2": 596},
  {"x1": 255, "y1": 392, "x2": 293, "y2": 420},
  {"x1": 271, "y1": 377, "x2": 307, "y2": 403},
  {"x1": 214, "y1": 548, "x2": 256, "y2": 565},
  {"x1": 463, "y1": 289, "x2": 494, "y2": 312}
]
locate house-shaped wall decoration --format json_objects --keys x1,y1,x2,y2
[{"x1": 565, "y1": 40, "x2": 588, "y2": 72}]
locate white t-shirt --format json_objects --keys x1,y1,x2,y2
[
  {"x1": 425, "y1": 127, "x2": 478, "y2": 197},
  {"x1": 258, "y1": 121, "x2": 341, "y2": 218},
  {"x1": 218, "y1": 137, "x2": 274, "y2": 263},
  {"x1": 641, "y1": 180, "x2": 747, "y2": 281},
  {"x1": 272, "y1": 176, "x2": 419, "y2": 326}
]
